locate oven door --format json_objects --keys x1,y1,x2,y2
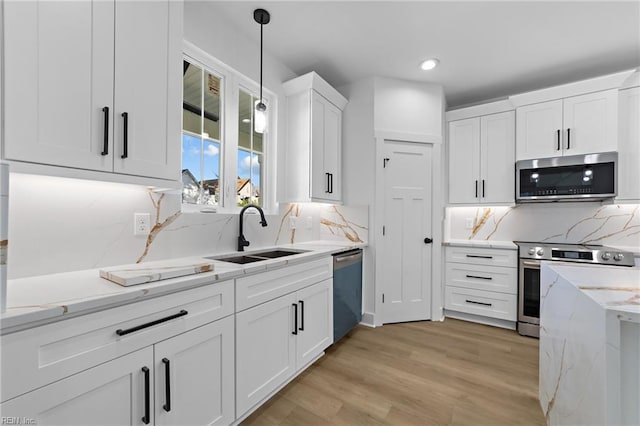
[{"x1": 518, "y1": 259, "x2": 540, "y2": 325}]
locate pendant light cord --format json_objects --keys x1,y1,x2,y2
[{"x1": 260, "y1": 22, "x2": 263, "y2": 104}]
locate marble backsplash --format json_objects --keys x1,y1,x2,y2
[
  {"x1": 446, "y1": 203, "x2": 640, "y2": 250},
  {"x1": 6, "y1": 174, "x2": 368, "y2": 279}
]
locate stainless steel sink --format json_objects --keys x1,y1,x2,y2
[{"x1": 206, "y1": 249, "x2": 308, "y2": 264}]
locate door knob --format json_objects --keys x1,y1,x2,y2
[{"x1": 424, "y1": 238, "x2": 433, "y2": 244}]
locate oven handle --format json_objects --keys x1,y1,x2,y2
[{"x1": 522, "y1": 261, "x2": 541, "y2": 268}]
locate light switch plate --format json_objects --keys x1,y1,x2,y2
[
  {"x1": 465, "y1": 218, "x2": 475, "y2": 229},
  {"x1": 134, "y1": 213, "x2": 151, "y2": 236}
]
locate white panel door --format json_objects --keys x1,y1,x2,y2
[
  {"x1": 0, "y1": 347, "x2": 153, "y2": 426},
  {"x1": 113, "y1": 0, "x2": 180, "y2": 180},
  {"x1": 516, "y1": 100, "x2": 563, "y2": 160},
  {"x1": 323, "y1": 100, "x2": 342, "y2": 202},
  {"x1": 448, "y1": 118, "x2": 480, "y2": 203},
  {"x1": 380, "y1": 140, "x2": 433, "y2": 324},
  {"x1": 617, "y1": 87, "x2": 640, "y2": 201},
  {"x1": 296, "y1": 279, "x2": 333, "y2": 368},
  {"x1": 154, "y1": 317, "x2": 235, "y2": 426},
  {"x1": 562, "y1": 89, "x2": 618, "y2": 155},
  {"x1": 480, "y1": 111, "x2": 515, "y2": 204},
  {"x1": 3, "y1": 0, "x2": 114, "y2": 171},
  {"x1": 310, "y1": 90, "x2": 329, "y2": 200},
  {"x1": 236, "y1": 293, "x2": 297, "y2": 417}
]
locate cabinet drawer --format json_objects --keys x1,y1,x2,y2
[
  {"x1": 445, "y1": 286, "x2": 516, "y2": 321},
  {"x1": 1, "y1": 280, "x2": 233, "y2": 403},
  {"x1": 445, "y1": 263, "x2": 517, "y2": 294},
  {"x1": 445, "y1": 246, "x2": 517, "y2": 267},
  {"x1": 236, "y1": 257, "x2": 332, "y2": 311}
]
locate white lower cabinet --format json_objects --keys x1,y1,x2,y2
[
  {"x1": 235, "y1": 278, "x2": 333, "y2": 418},
  {"x1": 444, "y1": 246, "x2": 518, "y2": 326},
  {"x1": 1, "y1": 346, "x2": 154, "y2": 426}
]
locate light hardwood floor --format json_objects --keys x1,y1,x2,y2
[{"x1": 241, "y1": 318, "x2": 545, "y2": 426}]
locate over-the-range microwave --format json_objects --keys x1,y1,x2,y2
[{"x1": 516, "y1": 152, "x2": 617, "y2": 203}]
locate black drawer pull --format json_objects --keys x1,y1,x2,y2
[
  {"x1": 292, "y1": 303, "x2": 298, "y2": 335},
  {"x1": 116, "y1": 310, "x2": 188, "y2": 336},
  {"x1": 465, "y1": 299, "x2": 492, "y2": 307},
  {"x1": 162, "y1": 358, "x2": 171, "y2": 412},
  {"x1": 465, "y1": 254, "x2": 493, "y2": 259},
  {"x1": 466, "y1": 274, "x2": 493, "y2": 280},
  {"x1": 142, "y1": 366, "x2": 150, "y2": 424},
  {"x1": 101, "y1": 106, "x2": 109, "y2": 156}
]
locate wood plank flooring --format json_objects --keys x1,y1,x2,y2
[{"x1": 241, "y1": 318, "x2": 545, "y2": 426}]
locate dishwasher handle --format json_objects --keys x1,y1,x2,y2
[{"x1": 333, "y1": 249, "x2": 363, "y2": 270}]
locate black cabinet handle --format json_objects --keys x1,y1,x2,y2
[
  {"x1": 299, "y1": 300, "x2": 304, "y2": 331},
  {"x1": 116, "y1": 310, "x2": 188, "y2": 336},
  {"x1": 482, "y1": 180, "x2": 485, "y2": 198},
  {"x1": 567, "y1": 128, "x2": 571, "y2": 150},
  {"x1": 465, "y1": 299, "x2": 492, "y2": 307},
  {"x1": 424, "y1": 237, "x2": 433, "y2": 244},
  {"x1": 121, "y1": 112, "x2": 128, "y2": 159},
  {"x1": 556, "y1": 129, "x2": 561, "y2": 151},
  {"x1": 325, "y1": 173, "x2": 330, "y2": 193},
  {"x1": 475, "y1": 180, "x2": 478, "y2": 198},
  {"x1": 466, "y1": 274, "x2": 493, "y2": 280},
  {"x1": 329, "y1": 173, "x2": 333, "y2": 194},
  {"x1": 162, "y1": 358, "x2": 171, "y2": 412},
  {"x1": 466, "y1": 254, "x2": 493, "y2": 259},
  {"x1": 101, "y1": 106, "x2": 109, "y2": 156},
  {"x1": 292, "y1": 303, "x2": 298, "y2": 335},
  {"x1": 142, "y1": 366, "x2": 150, "y2": 424}
]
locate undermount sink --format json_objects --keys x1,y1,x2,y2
[{"x1": 206, "y1": 249, "x2": 308, "y2": 264}]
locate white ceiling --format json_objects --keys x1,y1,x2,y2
[{"x1": 204, "y1": 1, "x2": 640, "y2": 109}]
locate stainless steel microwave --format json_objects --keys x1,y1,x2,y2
[{"x1": 516, "y1": 152, "x2": 617, "y2": 203}]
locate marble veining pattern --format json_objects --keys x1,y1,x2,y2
[
  {"x1": 448, "y1": 204, "x2": 640, "y2": 250},
  {"x1": 100, "y1": 258, "x2": 216, "y2": 286},
  {"x1": 319, "y1": 205, "x2": 367, "y2": 243},
  {"x1": 136, "y1": 193, "x2": 182, "y2": 263}
]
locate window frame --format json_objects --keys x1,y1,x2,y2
[{"x1": 182, "y1": 41, "x2": 277, "y2": 214}]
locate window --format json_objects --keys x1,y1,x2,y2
[
  {"x1": 181, "y1": 46, "x2": 273, "y2": 212},
  {"x1": 182, "y1": 61, "x2": 222, "y2": 206}
]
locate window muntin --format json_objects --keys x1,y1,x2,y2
[{"x1": 237, "y1": 89, "x2": 264, "y2": 207}]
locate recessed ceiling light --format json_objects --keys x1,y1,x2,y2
[
  {"x1": 242, "y1": 118, "x2": 251, "y2": 123},
  {"x1": 420, "y1": 58, "x2": 439, "y2": 71}
]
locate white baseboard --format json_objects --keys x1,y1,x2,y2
[
  {"x1": 444, "y1": 309, "x2": 516, "y2": 330},
  {"x1": 360, "y1": 312, "x2": 376, "y2": 327}
]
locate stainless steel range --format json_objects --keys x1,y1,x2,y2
[{"x1": 515, "y1": 242, "x2": 635, "y2": 338}]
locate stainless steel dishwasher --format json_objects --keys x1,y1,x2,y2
[{"x1": 332, "y1": 249, "x2": 363, "y2": 343}]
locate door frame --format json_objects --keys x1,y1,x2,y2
[{"x1": 373, "y1": 131, "x2": 444, "y2": 326}]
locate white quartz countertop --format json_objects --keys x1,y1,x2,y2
[
  {"x1": 543, "y1": 262, "x2": 640, "y2": 320},
  {"x1": 442, "y1": 239, "x2": 517, "y2": 250},
  {"x1": 0, "y1": 241, "x2": 365, "y2": 333}
]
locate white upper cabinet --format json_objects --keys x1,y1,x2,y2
[
  {"x1": 617, "y1": 86, "x2": 640, "y2": 201},
  {"x1": 283, "y1": 72, "x2": 348, "y2": 204},
  {"x1": 515, "y1": 90, "x2": 619, "y2": 161},
  {"x1": 3, "y1": 0, "x2": 182, "y2": 182},
  {"x1": 448, "y1": 110, "x2": 515, "y2": 204}
]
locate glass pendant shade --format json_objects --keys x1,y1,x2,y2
[{"x1": 254, "y1": 100, "x2": 267, "y2": 134}]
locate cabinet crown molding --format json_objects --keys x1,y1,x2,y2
[
  {"x1": 509, "y1": 69, "x2": 636, "y2": 107},
  {"x1": 446, "y1": 99, "x2": 514, "y2": 122},
  {"x1": 282, "y1": 71, "x2": 348, "y2": 110}
]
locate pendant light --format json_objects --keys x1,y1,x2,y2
[{"x1": 254, "y1": 8, "x2": 270, "y2": 134}]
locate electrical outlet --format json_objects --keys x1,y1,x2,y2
[
  {"x1": 289, "y1": 216, "x2": 297, "y2": 229},
  {"x1": 465, "y1": 218, "x2": 475, "y2": 230},
  {"x1": 134, "y1": 213, "x2": 151, "y2": 236},
  {"x1": 305, "y1": 216, "x2": 313, "y2": 229}
]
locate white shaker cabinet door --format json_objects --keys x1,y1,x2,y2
[
  {"x1": 112, "y1": 0, "x2": 182, "y2": 181},
  {"x1": 448, "y1": 118, "x2": 481, "y2": 204},
  {"x1": 154, "y1": 317, "x2": 235, "y2": 426},
  {"x1": 617, "y1": 87, "x2": 640, "y2": 201},
  {"x1": 236, "y1": 293, "x2": 297, "y2": 417},
  {"x1": 480, "y1": 111, "x2": 515, "y2": 204},
  {"x1": 0, "y1": 347, "x2": 153, "y2": 426},
  {"x1": 562, "y1": 89, "x2": 618, "y2": 156},
  {"x1": 295, "y1": 279, "x2": 334, "y2": 368},
  {"x1": 515, "y1": 99, "x2": 563, "y2": 160},
  {"x1": 3, "y1": 0, "x2": 115, "y2": 171}
]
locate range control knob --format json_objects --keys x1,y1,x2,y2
[
  {"x1": 601, "y1": 252, "x2": 612, "y2": 261},
  {"x1": 528, "y1": 248, "x2": 536, "y2": 256},
  {"x1": 536, "y1": 248, "x2": 545, "y2": 256},
  {"x1": 613, "y1": 253, "x2": 625, "y2": 262}
]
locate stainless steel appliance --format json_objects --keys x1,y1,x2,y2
[
  {"x1": 333, "y1": 249, "x2": 363, "y2": 343},
  {"x1": 516, "y1": 152, "x2": 617, "y2": 203},
  {"x1": 516, "y1": 242, "x2": 634, "y2": 337}
]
